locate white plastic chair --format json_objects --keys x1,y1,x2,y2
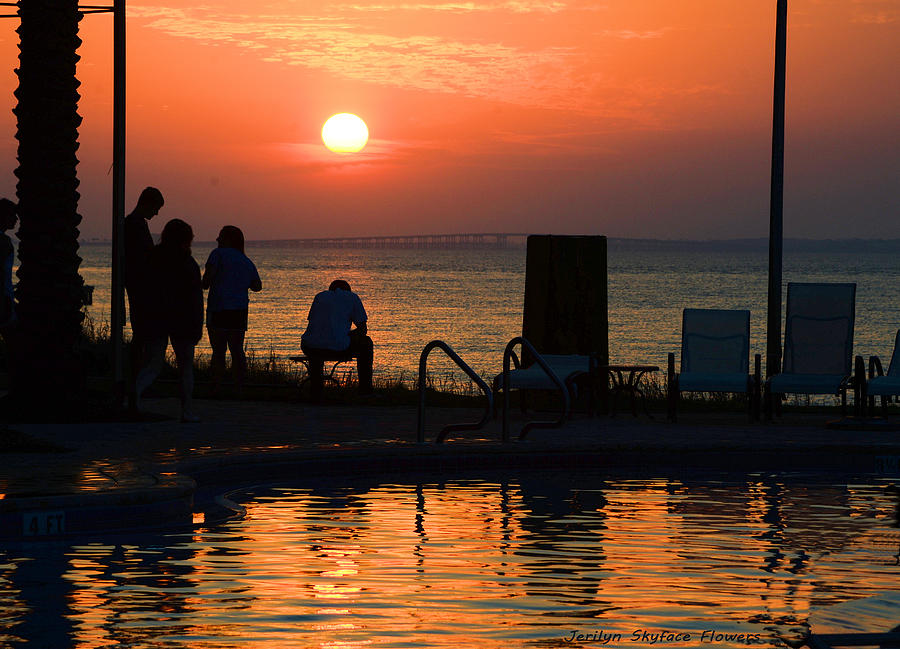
[
  {"x1": 765, "y1": 282, "x2": 857, "y2": 419},
  {"x1": 667, "y1": 308, "x2": 760, "y2": 422},
  {"x1": 866, "y1": 329, "x2": 900, "y2": 417}
]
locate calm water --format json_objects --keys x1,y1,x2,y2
[
  {"x1": 76, "y1": 242, "x2": 900, "y2": 381},
  {"x1": 1, "y1": 473, "x2": 898, "y2": 647}
]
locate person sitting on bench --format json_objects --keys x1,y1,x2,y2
[{"x1": 300, "y1": 279, "x2": 374, "y2": 399}]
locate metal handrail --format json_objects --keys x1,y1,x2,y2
[
  {"x1": 417, "y1": 340, "x2": 493, "y2": 444},
  {"x1": 502, "y1": 337, "x2": 570, "y2": 441}
]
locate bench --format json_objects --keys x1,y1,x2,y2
[{"x1": 288, "y1": 355, "x2": 355, "y2": 391}]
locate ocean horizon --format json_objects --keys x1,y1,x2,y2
[
  {"x1": 76, "y1": 236, "x2": 900, "y2": 253},
  {"x1": 72, "y1": 240, "x2": 900, "y2": 386}
]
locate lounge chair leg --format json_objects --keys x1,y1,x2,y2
[
  {"x1": 752, "y1": 354, "x2": 762, "y2": 422},
  {"x1": 565, "y1": 378, "x2": 578, "y2": 419},
  {"x1": 587, "y1": 374, "x2": 595, "y2": 418},
  {"x1": 853, "y1": 355, "x2": 864, "y2": 417},
  {"x1": 502, "y1": 382, "x2": 510, "y2": 443},
  {"x1": 764, "y1": 386, "x2": 775, "y2": 422},
  {"x1": 666, "y1": 352, "x2": 676, "y2": 423}
]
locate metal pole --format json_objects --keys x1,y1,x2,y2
[
  {"x1": 110, "y1": 0, "x2": 126, "y2": 398},
  {"x1": 766, "y1": 0, "x2": 787, "y2": 378}
]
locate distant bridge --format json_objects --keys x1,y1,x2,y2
[{"x1": 252, "y1": 233, "x2": 530, "y2": 249}]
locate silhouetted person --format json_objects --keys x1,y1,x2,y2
[
  {"x1": 0, "y1": 199, "x2": 19, "y2": 395},
  {"x1": 301, "y1": 279, "x2": 374, "y2": 400},
  {"x1": 0, "y1": 198, "x2": 17, "y2": 331},
  {"x1": 135, "y1": 218, "x2": 203, "y2": 422},
  {"x1": 124, "y1": 186, "x2": 164, "y2": 408},
  {"x1": 202, "y1": 225, "x2": 262, "y2": 393}
]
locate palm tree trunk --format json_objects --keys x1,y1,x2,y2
[{"x1": 12, "y1": 0, "x2": 86, "y2": 406}]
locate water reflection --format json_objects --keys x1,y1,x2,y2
[
  {"x1": 515, "y1": 472, "x2": 613, "y2": 622},
  {"x1": 0, "y1": 535, "x2": 208, "y2": 647},
  {"x1": 0, "y1": 474, "x2": 898, "y2": 647},
  {"x1": 0, "y1": 545, "x2": 76, "y2": 647}
]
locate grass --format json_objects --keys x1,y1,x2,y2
[{"x1": 66, "y1": 315, "x2": 489, "y2": 406}]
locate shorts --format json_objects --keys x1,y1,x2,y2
[{"x1": 207, "y1": 308, "x2": 249, "y2": 331}]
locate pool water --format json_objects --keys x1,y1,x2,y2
[{"x1": 1, "y1": 473, "x2": 899, "y2": 648}]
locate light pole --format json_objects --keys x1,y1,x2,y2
[
  {"x1": 767, "y1": 0, "x2": 787, "y2": 378},
  {"x1": 110, "y1": 0, "x2": 126, "y2": 400}
]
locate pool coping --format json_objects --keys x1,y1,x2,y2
[
  {"x1": 0, "y1": 474, "x2": 195, "y2": 539},
  {"x1": 2, "y1": 426, "x2": 899, "y2": 541}
]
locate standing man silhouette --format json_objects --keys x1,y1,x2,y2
[{"x1": 124, "y1": 186, "x2": 164, "y2": 410}]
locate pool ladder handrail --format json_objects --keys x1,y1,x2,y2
[
  {"x1": 502, "y1": 336, "x2": 570, "y2": 441},
  {"x1": 417, "y1": 340, "x2": 493, "y2": 443}
]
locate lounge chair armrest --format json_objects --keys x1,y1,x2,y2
[
  {"x1": 853, "y1": 355, "x2": 865, "y2": 414},
  {"x1": 869, "y1": 355, "x2": 884, "y2": 378},
  {"x1": 666, "y1": 352, "x2": 677, "y2": 423}
]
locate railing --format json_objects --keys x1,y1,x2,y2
[
  {"x1": 417, "y1": 340, "x2": 493, "y2": 444},
  {"x1": 501, "y1": 337, "x2": 570, "y2": 441}
]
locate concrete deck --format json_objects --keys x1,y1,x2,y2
[{"x1": 1, "y1": 396, "x2": 899, "y2": 538}]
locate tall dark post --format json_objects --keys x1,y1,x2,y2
[
  {"x1": 111, "y1": 0, "x2": 126, "y2": 396},
  {"x1": 766, "y1": 0, "x2": 787, "y2": 378},
  {"x1": 13, "y1": 0, "x2": 86, "y2": 405}
]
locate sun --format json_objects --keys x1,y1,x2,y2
[{"x1": 321, "y1": 113, "x2": 369, "y2": 153}]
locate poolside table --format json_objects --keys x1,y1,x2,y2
[{"x1": 600, "y1": 364, "x2": 659, "y2": 417}]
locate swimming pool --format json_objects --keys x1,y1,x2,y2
[{"x1": 1, "y1": 472, "x2": 898, "y2": 648}]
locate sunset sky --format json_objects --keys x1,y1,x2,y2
[{"x1": 0, "y1": 0, "x2": 896, "y2": 241}]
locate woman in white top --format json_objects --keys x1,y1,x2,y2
[{"x1": 202, "y1": 225, "x2": 262, "y2": 391}]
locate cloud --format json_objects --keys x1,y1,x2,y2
[
  {"x1": 128, "y1": 5, "x2": 684, "y2": 116},
  {"x1": 598, "y1": 29, "x2": 668, "y2": 40},
  {"x1": 129, "y1": 6, "x2": 585, "y2": 106},
  {"x1": 852, "y1": 10, "x2": 899, "y2": 24},
  {"x1": 272, "y1": 137, "x2": 415, "y2": 169},
  {"x1": 330, "y1": 1, "x2": 569, "y2": 13}
]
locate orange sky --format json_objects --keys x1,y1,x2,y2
[{"x1": 0, "y1": 0, "x2": 897, "y2": 240}]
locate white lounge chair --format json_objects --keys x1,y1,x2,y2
[
  {"x1": 765, "y1": 282, "x2": 857, "y2": 419},
  {"x1": 494, "y1": 337, "x2": 596, "y2": 440},
  {"x1": 496, "y1": 353, "x2": 590, "y2": 392},
  {"x1": 865, "y1": 329, "x2": 900, "y2": 418},
  {"x1": 667, "y1": 308, "x2": 760, "y2": 422},
  {"x1": 492, "y1": 348, "x2": 591, "y2": 412}
]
